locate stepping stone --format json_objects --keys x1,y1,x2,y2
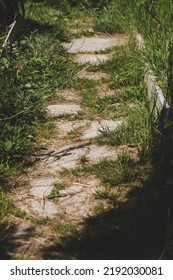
[
  {"x1": 44, "y1": 141, "x2": 119, "y2": 172},
  {"x1": 31, "y1": 200, "x2": 58, "y2": 217},
  {"x1": 77, "y1": 70, "x2": 109, "y2": 80},
  {"x1": 88, "y1": 145, "x2": 118, "y2": 162},
  {"x1": 57, "y1": 179, "x2": 100, "y2": 218},
  {"x1": 82, "y1": 120, "x2": 122, "y2": 139},
  {"x1": 75, "y1": 53, "x2": 111, "y2": 65},
  {"x1": 56, "y1": 120, "x2": 89, "y2": 135},
  {"x1": 47, "y1": 104, "x2": 81, "y2": 117},
  {"x1": 45, "y1": 144, "x2": 89, "y2": 172},
  {"x1": 31, "y1": 177, "x2": 60, "y2": 198},
  {"x1": 15, "y1": 191, "x2": 59, "y2": 218},
  {"x1": 63, "y1": 36, "x2": 125, "y2": 53}
]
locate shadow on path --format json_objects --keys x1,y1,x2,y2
[
  {"x1": 0, "y1": 224, "x2": 36, "y2": 260},
  {"x1": 41, "y1": 117, "x2": 173, "y2": 260}
]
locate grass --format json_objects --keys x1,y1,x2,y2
[
  {"x1": 67, "y1": 127, "x2": 83, "y2": 140},
  {"x1": 47, "y1": 182, "x2": 66, "y2": 201},
  {"x1": 0, "y1": 0, "x2": 80, "y2": 243},
  {"x1": 96, "y1": 99, "x2": 160, "y2": 160},
  {"x1": 1, "y1": 0, "x2": 173, "y2": 260},
  {"x1": 74, "y1": 78, "x2": 98, "y2": 108},
  {"x1": 94, "y1": 2, "x2": 127, "y2": 34},
  {"x1": 61, "y1": 153, "x2": 143, "y2": 189}
]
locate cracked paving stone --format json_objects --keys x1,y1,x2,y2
[
  {"x1": 31, "y1": 177, "x2": 61, "y2": 198},
  {"x1": 16, "y1": 195, "x2": 59, "y2": 218},
  {"x1": 44, "y1": 143, "x2": 118, "y2": 172},
  {"x1": 55, "y1": 120, "x2": 89, "y2": 135},
  {"x1": 45, "y1": 145, "x2": 89, "y2": 172}
]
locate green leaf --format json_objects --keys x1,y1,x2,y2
[
  {"x1": 1, "y1": 57, "x2": 10, "y2": 69},
  {"x1": 4, "y1": 141, "x2": 13, "y2": 152}
]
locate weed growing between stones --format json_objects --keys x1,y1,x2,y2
[{"x1": 1, "y1": 0, "x2": 173, "y2": 260}]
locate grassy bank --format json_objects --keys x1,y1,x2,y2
[
  {"x1": 0, "y1": 0, "x2": 76, "y2": 242},
  {"x1": 1, "y1": 0, "x2": 173, "y2": 260}
]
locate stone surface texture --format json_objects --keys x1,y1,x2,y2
[
  {"x1": 12, "y1": 33, "x2": 127, "y2": 220},
  {"x1": 47, "y1": 104, "x2": 81, "y2": 117},
  {"x1": 82, "y1": 120, "x2": 122, "y2": 139},
  {"x1": 63, "y1": 36, "x2": 127, "y2": 53}
]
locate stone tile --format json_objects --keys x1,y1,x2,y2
[
  {"x1": 55, "y1": 120, "x2": 89, "y2": 135},
  {"x1": 16, "y1": 195, "x2": 59, "y2": 218},
  {"x1": 87, "y1": 145, "x2": 118, "y2": 162},
  {"x1": 63, "y1": 36, "x2": 125, "y2": 53},
  {"x1": 10, "y1": 225, "x2": 34, "y2": 239},
  {"x1": 45, "y1": 144, "x2": 90, "y2": 172},
  {"x1": 82, "y1": 120, "x2": 122, "y2": 139},
  {"x1": 75, "y1": 53, "x2": 111, "y2": 65},
  {"x1": 47, "y1": 104, "x2": 81, "y2": 117},
  {"x1": 31, "y1": 178, "x2": 60, "y2": 198},
  {"x1": 31, "y1": 200, "x2": 59, "y2": 217},
  {"x1": 57, "y1": 179, "x2": 100, "y2": 218}
]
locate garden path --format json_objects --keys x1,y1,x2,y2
[{"x1": 9, "y1": 24, "x2": 128, "y2": 259}]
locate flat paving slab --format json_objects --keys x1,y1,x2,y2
[
  {"x1": 55, "y1": 119, "x2": 122, "y2": 139},
  {"x1": 31, "y1": 177, "x2": 60, "y2": 198},
  {"x1": 82, "y1": 119, "x2": 122, "y2": 139},
  {"x1": 15, "y1": 191, "x2": 59, "y2": 218},
  {"x1": 56, "y1": 179, "x2": 100, "y2": 218},
  {"x1": 75, "y1": 53, "x2": 111, "y2": 65},
  {"x1": 47, "y1": 104, "x2": 81, "y2": 117},
  {"x1": 63, "y1": 36, "x2": 127, "y2": 53},
  {"x1": 87, "y1": 145, "x2": 118, "y2": 162},
  {"x1": 45, "y1": 144, "x2": 89, "y2": 172},
  {"x1": 44, "y1": 142, "x2": 118, "y2": 172},
  {"x1": 56, "y1": 120, "x2": 89, "y2": 136},
  {"x1": 14, "y1": 178, "x2": 101, "y2": 220}
]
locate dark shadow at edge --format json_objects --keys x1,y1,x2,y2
[
  {"x1": 0, "y1": 224, "x2": 36, "y2": 260},
  {"x1": 40, "y1": 111, "x2": 173, "y2": 260}
]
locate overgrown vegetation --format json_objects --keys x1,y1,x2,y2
[
  {"x1": 0, "y1": 0, "x2": 75, "y2": 242},
  {"x1": 1, "y1": 0, "x2": 173, "y2": 260}
]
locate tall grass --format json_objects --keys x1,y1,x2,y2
[
  {"x1": 129, "y1": 0, "x2": 173, "y2": 105},
  {"x1": 95, "y1": 0, "x2": 173, "y2": 106}
]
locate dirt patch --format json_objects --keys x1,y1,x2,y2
[
  {"x1": 56, "y1": 89, "x2": 81, "y2": 102},
  {"x1": 96, "y1": 84, "x2": 118, "y2": 97}
]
